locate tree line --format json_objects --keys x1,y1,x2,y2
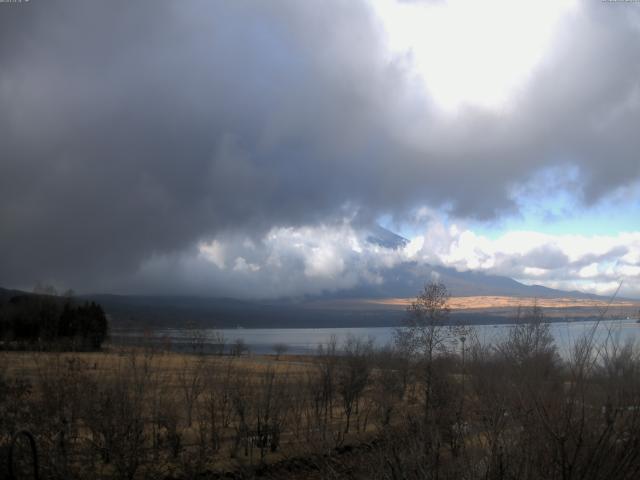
[{"x1": 0, "y1": 293, "x2": 108, "y2": 350}]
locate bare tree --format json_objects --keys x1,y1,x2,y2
[
  {"x1": 254, "y1": 367, "x2": 289, "y2": 459},
  {"x1": 198, "y1": 357, "x2": 236, "y2": 456},
  {"x1": 394, "y1": 281, "x2": 466, "y2": 426},
  {"x1": 185, "y1": 322, "x2": 206, "y2": 354},
  {"x1": 272, "y1": 342, "x2": 289, "y2": 360},
  {"x1": 210, "y1": 328, "x2": 226, "y2": 355},
  {"x1": 500, "y1": 302, "x2": 558, "y2": 373},
  {"x1": 337, "y1": 335, "x2": 373, "y2": 433},
  {"x1": 177, "y1": 354, "x2": 206, "y2": 427},
  {"x1": 231, "y1": 338, "x2": 249, "y2": 357},
  {"x1": 315, "y1": 336, "x2": 338, "y2": 440},
  {"x1": 371, "y1": 346, "x2": 408, "y2": 428},
  {"x1": 82, "y1": 353, "x2": 148, "y2": 480}
]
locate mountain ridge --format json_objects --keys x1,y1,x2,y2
[{"x1": 2, "y1": 263, "x2": 631, "y2": 329}]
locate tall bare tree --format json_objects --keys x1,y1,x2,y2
[{"x1": 395, "y1": 281, "x2": 466, "y2": 425}]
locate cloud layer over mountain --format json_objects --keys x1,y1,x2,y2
[
  {"x1": 1, "y1": 1, "x2": 638, "y2": 297},
  {"x1": 111, "y1": 218, "x2": 639, "y2": 299}
]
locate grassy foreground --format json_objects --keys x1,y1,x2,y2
[
  {"x1": 3, "y1": 318, "x2": 640, "y2": 480},
  {"x1": 1, "y1": 343, "x2": 412, "y2": 479}
]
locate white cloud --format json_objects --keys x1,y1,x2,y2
[
  {"x1": 405, "y1": 216, "x2": 640, "y2": 298},
  {"x1": 578, "y1": 263, "x2": 599, "y2": 279},
  {"x1": 199, "y1": 240, "x2": 226, "y2": 270},
  {"x1": 188, "y1": 216, "x2": 640, "y2": 299},
  {"x1": 233, "y1": 257, "x2": 260, "y2": 273},
  {"x1": 524, "y1": 267, "x2": 547, "y2": 277},
  {"x1": 186, "y1": 222, "x2": 406, "y2": 298},
  {"x1": 374, "y1": 0, "x2": 578, "y2": 112}
]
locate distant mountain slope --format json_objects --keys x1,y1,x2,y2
[
  {"x1": 83, "y1": 293, "x2": 410, "y2": 329},
  {"x1": 0, "y1": 287, "x2": 34, "y2": 303},
  {"x1": 0, "y1": 261, "x2": 619, "y2": 329},
  {"x1": 81, "y1": 266, "x2": 617, "y2": 328},
  {"x1": 359, "y1": 225, "x2": 596, "y2": 299},
  {"x1": 84, "y1": 290, "x2": 632, "y2": 329},
  {"x1": 365, "y1": 224, "x2": 409, "y2": 249},
  {"x1": 324, "y1": 261, "x2": 603, "y2": 300}
]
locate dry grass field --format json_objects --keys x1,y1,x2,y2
[
  {"x1": 1, "y1": 344, "x2": 407, "y2": 479},
  {"x1": 4, "y1": 310, "x2": 640, "y2": 479},
  {"x1": 301, "y1": 295, "x2": 640, "y2": 324},
  {"x1": 368, "y1": 295, "x2": 640, "y2": 310}
]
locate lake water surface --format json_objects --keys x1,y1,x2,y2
[{"x1": 112, "y1": 318, "x2": 640, "y2": 356}]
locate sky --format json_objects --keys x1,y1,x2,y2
[{"x1": 0, "y1": 0, "x2": 639, "y2": 299}]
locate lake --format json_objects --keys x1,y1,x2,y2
[{"x1": 111, "y1": 318, "x2": 640, "y2": 357}]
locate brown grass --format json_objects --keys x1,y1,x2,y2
[{"x1": 366, "y1": 295, "x2": 640, "y2": 310}]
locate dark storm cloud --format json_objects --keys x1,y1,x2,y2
[
  {"x1": 1, "y1": 0, "x2": 639, "y2": 293},
  {"x1": 0, "y1": 0, "x2": 399, "y2": 288}
]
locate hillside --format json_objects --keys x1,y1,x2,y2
[{"x1": 3, "y1": 273, "x2": 635, "y2": 330}]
